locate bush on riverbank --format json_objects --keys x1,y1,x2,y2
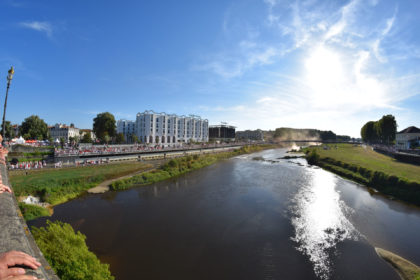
[
  {"x1": 111, "y1": 145, "x2": 273, "y2": 191},
  {"x1": 10, "y1": 162, "x2": 152, "y2": 206},
  {"x1": 306, "y1": 150, "x2": 320, "y2": 165},
  {"x1": 305, "y1": 145, "x2": 420, "y2": 206},
  {"x1": 18, "y1": 202, "x2": 50, "y2": 221},
  {"x1": 32, "y1": 220, "x2": 114, "y2": 280}
]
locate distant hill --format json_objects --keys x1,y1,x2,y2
[{"x1": 270, "y1": 127, "x2": 350, "y2": 142}]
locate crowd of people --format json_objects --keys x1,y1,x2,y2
[
  {"x1": 8, "y1": 161, "x2": 47, "y2": 170},
  {"x1": 54, "y1": 142, "x2": 238, "y2": 157},
  {"x1": 371, "y1": 144, "x2": 400, "y2": 155}
]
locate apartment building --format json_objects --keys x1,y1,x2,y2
[{"x1": 117, "y1": 110, "x2": 208, "y2": 145}]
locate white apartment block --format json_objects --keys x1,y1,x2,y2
[
  {"x1": 117, "y1": 120, "x2": 136, "y2": 141},
  {"x1": 118, "y1": 110, "x2": 208, "y2": 145},
  {"x1": 49, "y1": 124, "x2": 80, "y2": 142}
]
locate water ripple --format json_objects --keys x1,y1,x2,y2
[{"x1": 290, "y1": 168, "x2": 359, "y2": 279}]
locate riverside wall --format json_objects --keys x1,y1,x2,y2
[
  {"x1": 0, "y1": 155, "x2": 59, "y2": 279},
  {"x1": 55, "y1": 145, "x2": 245, "y2": 165}
]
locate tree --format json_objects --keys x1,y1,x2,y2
[
  {"x1": 32, "y1": 220, "x2": 114, "y2": 280},
  {"x1": 60, "y1": 137, "x2": 65, "y2": 148},
  {"x1": 93, "y1": 112, "x2": 116, "y2": 143},
  {"x1": 131, "y1": 134, "x2": 139, "y2": 143},
  {"x1": 116, "y1": 133, "x2": 125, "y2": 144},
  {"x1": 81, "y1": 132, "x2": 93, "y2": 143},
  {"x1": 0, "y1": 121, "x2": 13, "y2": 139},
  {"x1": 361, "y1": 121, "x2": 377, "y2": 143},
  {"x1": 361, "y1": 115, "x2": 397, "y2": 144},
  {"x1": 20, "y1": 115, "x2": 49, "y2": 140},
  {"x1": 319, "y1": 130, "x2": 336, "y2": 141},
  {"x1": 69, "y1": 136, "x2": 79, "y2": 147},
  {"x1": 377, "y1": 115, "x2": 397, "y2": 144}
]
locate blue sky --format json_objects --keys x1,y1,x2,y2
[{"x1": 1, "y1": 0, "x2": 419, "y2": 137}]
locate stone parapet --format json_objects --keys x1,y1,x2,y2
[{"x1": 0, "y1": 146, "x2": 59, "y2": 280}]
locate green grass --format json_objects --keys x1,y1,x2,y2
[
  {"x1": 18, "y1": 202, "x2": 51, "y2": 221},
  {"x1": 306, "y1": 144, "x2": 420, "y2": 182},
  {"x1": 111, "y1": 145, "x2": 274, "y2": 191},
  {"x1": 305, "y1": 144, "x2": 420, "y2": 205},
  {"x1": 10, "y1": 162, "x2": 152, "y2": 206}
]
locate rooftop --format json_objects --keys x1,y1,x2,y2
[{"x1": 398, "y1": 126, "x2": 420, "y2": 134}]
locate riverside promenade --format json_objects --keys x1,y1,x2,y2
[{"x1": 0, "y1": 147, "x2": 59, "y2": 280}]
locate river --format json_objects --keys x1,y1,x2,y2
[{"x1": 29, "y1": 148, "x2": 420, "y2": 279}]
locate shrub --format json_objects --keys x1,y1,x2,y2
[
  {"x1": 32, "y1": 221, "x2": 114, "y2": 280},
  {"x1": 306, "y1": 150, "x2": 320, "y2": 165},
  {"x1": 167, "y1": 159, "x2": 177, "y2": 168}
]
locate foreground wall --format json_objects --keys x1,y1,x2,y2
[{"x1": 0, "y1": 163, "x2": 59, "y2": 280}]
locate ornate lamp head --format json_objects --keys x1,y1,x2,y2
[{"x1": 7, "y1": 66, "x2": 14, "y2": 81}]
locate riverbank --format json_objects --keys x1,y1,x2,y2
[
  {"x1": 304, "y1": 144, "x2": 420, "y2": 206},
  {"x1": 375, "y1": 248, "x2": 420, "y2": 280},
  {"x1": 87, "y1": 165, "x2": 158, "y2": 193},
  {"x1": 110, "y1": 145, "x2": 274, "y2": 191},
  {"x1": 12, "y1": 145, "x2": 274, "y2": 220},
  {"x1": 10, "y1": 161, "x2": 153, "y2": 220}
]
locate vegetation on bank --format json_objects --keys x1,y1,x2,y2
[
  {"x1": 18, "y1": 202, "x2": 51, "y2": 221},
  {"x1": 111, "y1": 145, "x2": 273, "y2": 191},
  {"x1": 7, "y1": 146, "x2": 54, "y2": 163},
  {"x1": 32, "y1": 220, "x2": 114, "y2": 280},
  {"x1": 375, "y1": 248, "x2": 420, "y2": 280},
  {"x1": 305, "y1": 144, "x2": 420, "y2": 206},
  {"x1": 10, "y1": 162, "x2": 152, "y2": 206}
]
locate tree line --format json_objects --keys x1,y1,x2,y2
[
  {"x1": 360, "y1": 115, "x2": 397, "y2": 144},
  {"x1": 2, "y1": 112, "x2": 129, "y2": 144}
]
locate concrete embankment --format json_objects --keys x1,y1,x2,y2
[
  {"x1": 55, "y1": 144, "x2": 244, "y2": 165},
  {"x1": 0, "y1": 164, "x2": 59, "y2": 279}
]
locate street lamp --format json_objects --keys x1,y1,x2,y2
[{"x1": 2, "y1": 66, "x2": 14, "y2": 143}]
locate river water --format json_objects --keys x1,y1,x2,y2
[{"x1": 30, "y1": 149, "x2": 420, "y2": 279}]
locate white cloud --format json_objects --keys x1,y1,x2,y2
[
  {"x1": 196, "y1": 41, "x2": 279, "y2": 79},
  {"x1": 263, "y1": 0, "x2": 277, "y2": 8},
  {"x1": 19, "y1": 21, "x2": 53, "y2": 37},
  {"x1": 371, "y1": 13, "x2": 396, "y2": 63},
  {"x1": 191, "y1": 0, "x2": 420, "y2": 136}
]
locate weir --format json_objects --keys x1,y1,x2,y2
[{"x1": 0, "y1": 156, "x2": 59, "y2": 279}]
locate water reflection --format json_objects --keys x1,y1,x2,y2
[{"x1": 291, "y1": 168, "x2": 359, "y2": 279}]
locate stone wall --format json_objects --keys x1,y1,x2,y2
[{"x1": 0, "y1": 148, "x2": 59, "y2": 279}]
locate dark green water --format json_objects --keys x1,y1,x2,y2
[{"x1": 30, "y1": 149, "x2": 420, "y2": 279}]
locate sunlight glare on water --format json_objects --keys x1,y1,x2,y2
[{"x1": 291, "y1": 168, "x2": 359, "y2": 279}]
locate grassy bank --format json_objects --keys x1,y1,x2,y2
[
  {"x1": 305, "y1": 144, "x2": 420, "y2": 206},
  {"x1": 375, "y1": 248, "x2": 420, "y2": 280},
  {"x1": 111, "y1": 145, "x2": 273, "y2": 191},
  {"x1": 10, "y1": 162, "x2": 152, "y2": 212},
  {"x1": 18, "y1": 202, "x2": 51, "y2": 221}
]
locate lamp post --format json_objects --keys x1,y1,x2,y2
[{"x1": 2, "y1": 66, "x2": 14, "y2": 143}]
